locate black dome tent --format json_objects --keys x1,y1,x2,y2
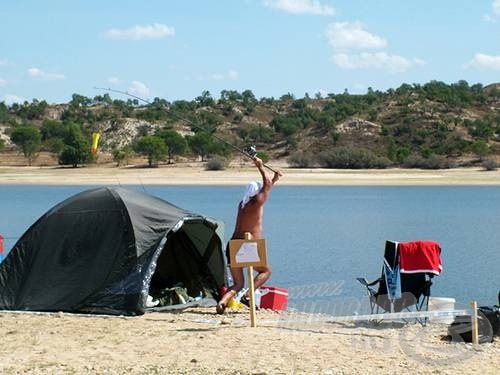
[{"x1": 0, "y1": 187, "x2": 226, "y2": 315}]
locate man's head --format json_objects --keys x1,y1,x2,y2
[{"x1": 241, "y1": 181, "x2": 262, "y2": 207}]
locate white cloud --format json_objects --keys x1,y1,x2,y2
[
  {"x1": 0, "y1": 78, "x2": 6, "y2": 87},
  {"x1": 107, "y1": 76, "x2": 121, "y2": 84},
  {"x1": 467, "y1": 53, "x2": 500, "y2": 70},
  {"x1": 0, "y1": 59, "x2": 11, "y2": 66},
  {"x1": 264, "y1": 0, "x2": 335, "y2": 15},
  {"x1": 208, "y1": 70, "x2": 239, "y2": 81},
  {"x1": 105, "y1": 23, "x2": 175, "y2": 41},
  {"x1": 210, "y1": 73, "x2": 224, "y2": 80},
  {"x1": 326, "y1": 22, "x2": 387, "y2": 51},
  {"x1": 128, "y1": 81, "x2": 150, "y2": 98},
  {"x1": 28, "y1": 67, "x2": 65, "y2": 80},
  {"x1": 228, "y1": 70, "x2": 239, "y2": 80},
  {"x1": 413, "y1": 58, "x2": 426, "y2": 66},
  {"x1": 331, "y1": 52, "x2": 419, "y2": 73},
  {"x1": 3, "y1": 94, "x2": 26, "y2": 105},
  {"x1": 494, "y1": 0, "x2": 500, "y2": 16},
  {"x1": 324, "y1": 22, "x2": 422, "y2": 73}
]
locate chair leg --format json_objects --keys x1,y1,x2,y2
[{"x1": 413, "y1": 294, "x2": 430, "y2": 326}]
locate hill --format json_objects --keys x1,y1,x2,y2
[{"x1": 1, "y1": 80, "x2": 499, "y2": 169}]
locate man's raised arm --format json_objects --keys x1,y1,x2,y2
[{"x1": 254, "y1": 157, "x2": 283, "y2": 189}]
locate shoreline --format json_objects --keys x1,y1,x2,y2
[{"x1": 1, "y1": 165, "x2": 500, "y2": 186}]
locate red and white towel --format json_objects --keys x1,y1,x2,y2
[{"x1": 398, "y1": 240, "x2": 442, "y2": 275}]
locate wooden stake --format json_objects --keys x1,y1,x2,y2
[
  {"x1": 244, "y1": 232, "x2": 257, "y2": 327},
  {"x1": 471, "y1": 301, "x2": 479, "y2": 345},
  {"x1": 248, "y1": 266, "x2": 257, "y2": 327}
]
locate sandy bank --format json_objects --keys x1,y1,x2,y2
[
  {"x1": 1, "y1": 165, "x2": 500, "y2": 186},
  {"x1": 0, "y1": 307, "x2": 498, "y2": 374}
]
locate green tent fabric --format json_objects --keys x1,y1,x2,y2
[{"x1": 0, "y1": 187, "x2": 225, "y2": 316}]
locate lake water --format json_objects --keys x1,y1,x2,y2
[{"x1": 1, "y1": 185, "x2": 499, "y2": 307}]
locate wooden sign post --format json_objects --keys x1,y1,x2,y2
[
  {"x1": 228, "y1": 232, "x2": 268, "y2": 327},
  {"x1": 471, "y1": 301, "x2": 479, "y2": 345}
]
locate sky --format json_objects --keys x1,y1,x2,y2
[{"x1": 1, "y1": 0, "x2": 500, "y2": 105}]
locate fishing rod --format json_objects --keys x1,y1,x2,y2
[{"x1": 93, "y1": 87, "x2": 278, "y2": 173}]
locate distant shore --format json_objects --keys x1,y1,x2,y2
[{"x1": 1, "y1": 164, "x2": 500, "y2": 186}]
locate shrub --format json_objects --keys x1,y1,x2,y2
[
  {"x1": 403, "y1": 154, "x2": 456, "y2": 169},
  {"x1": 232, "y1": 113, "x2": 243, "y2": 123},
  {"x1": 256, "y1": 151, "x2": 269, "y2": 163},
  {"x1": 206, "y1": 155, "x2": 227, "y2": 170},
  {"x1": 482, "y1": 158, "x2": 498, "y2": 171},
  {"x1": 319, "y1": 147, "x2": 392, "y2": 169},
  {"x1": 112, "y1": 146, "x2": 134, "y2": 167},
  {"x1": 287, "y1": 151, "x2": 316, "y2": 168}
]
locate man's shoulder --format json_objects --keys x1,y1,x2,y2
[{"x1": 240, "y1": 200, "x2": 264, "y2": 211}]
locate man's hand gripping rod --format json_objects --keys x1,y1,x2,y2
[{"x1": 242, "y1": 145, "x2": 278, "y2": 173}]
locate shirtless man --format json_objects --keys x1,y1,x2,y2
[{"x1": 216, "y1": 157, "x2": 282, "y2": 314}]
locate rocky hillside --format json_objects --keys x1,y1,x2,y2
[{"x1": 1, "y1": 80, "x2": 499, "y2": 168}]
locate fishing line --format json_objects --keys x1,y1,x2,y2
[{"x1": 93, "y1": 87, "x2": 278, "y2": 173}]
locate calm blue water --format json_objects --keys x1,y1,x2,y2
[{"x1": 1, "y1": 185, "x2": 499, "y2": 306}]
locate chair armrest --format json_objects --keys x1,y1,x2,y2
[{"x1": 357, "y1": 277, "x2": 381, "y2": 287}]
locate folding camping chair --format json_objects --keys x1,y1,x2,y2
[{"x1": 357, "y1": 240, "x2": 442, "y2": 325}]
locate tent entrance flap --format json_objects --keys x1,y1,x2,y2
[{"x1": 148, "y1": 222, "x2": 223, "y2": 307}]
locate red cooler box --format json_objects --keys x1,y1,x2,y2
[{"x1": 259, "y1": 285, "x2": 288, "y2": 311}]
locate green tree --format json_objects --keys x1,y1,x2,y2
[
  {"x1": 207, "y1": 139, "x2": 232, "y2": 158},
  {"x1": 58, "y1": 123, "x2": 91, "y2": 167},
  {"x1": 112, "y1": 145, "x2": 134, "y2": 167},
  {"x1": 134, "y1": 135, "x2": 167, "y2": 167},
  {"x1": 40, "y1": 119, "x2": 66, "y2": 140},
  {"x1": 15, "y1": 99, "x2": 48, "y2": 120},
  {"x1": 388, "y1": 142, "x2": 411, "y2": 163},
  {"x1": 0, "y1": 101, "x2": 10, "y2": 122},
  {"x1": 69, "y1": 93, "x2": 92, "y2": 108},
  {"x1": 256, "y1": 151, "x2": 269, "y2": 163},
  {"x1": 241, "y1": 89, "x2": 257, "y2": 106},
  {"x1": 219, "y1": 90, "x2": 242, "y2": 103},
  {"x1": 195, "y1": 90, "x2": 215, "y2": 107},
  {"x1": 242, "y1": 125, "x2": 275, "y2": 143},
  {"x1": 93, "y1": 93, "x2": 113, "y2": 105},
  {"x1": 193, "y1": 111, "x2": 222, "y2": 134},
  {"x1": 242, "y1": 89, "x2": 257, "y2": 114},
  {"x1": 61, "y1": 94, "x2": 93, "y2": 123},
  {"x1": 10, "y1": 125, "x2": 41, "y2": 165},
  {"x1": 156, "y1": 129, "x2": 188, "y2": 163},
  {"x1": 280, "y1": 93, "x2": 295, "y2": 101},
  {"x1": 44, "y1": 138, "x2": 65, "y2": 155},
  {"x1": 470, "y1": 140, "x2": 490, "y2": 160},
  {"x1": 187, "y1": 132, "x2": 213, "y2": 161},
  {"x1": 271, "y1": 116, "x2": 301, "y2": 137}
]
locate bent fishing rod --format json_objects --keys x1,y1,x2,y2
[{"x1": 94, "y1": 87, "x2": 278, "y2": 173}]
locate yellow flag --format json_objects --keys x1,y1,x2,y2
[{"x1": 91, "y1": 132, "x2": 101, "y2": 154}]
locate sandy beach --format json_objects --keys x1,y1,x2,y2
[
  {"x1": 0, "y1": 307, "x2": 498, "y2": 375},
  {"x1": 1, "y1": 164, "x2": 499, "y2": 374},
  {"x1": 1, "y1": 164, "x2": 500, "y2": 186}
]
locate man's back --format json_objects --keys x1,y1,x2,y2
[{"x1": 232, "y1": 199, "x2": 264, "y2": 239}]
